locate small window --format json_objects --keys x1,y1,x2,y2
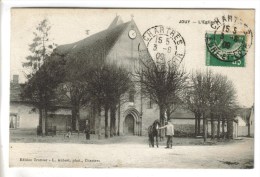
[
  {"x1": 147, "y1": 95, "x2": 153, "y2": 109},
  {"x1": 129, "y1": 88, "x2": 135, "y2": 102}
]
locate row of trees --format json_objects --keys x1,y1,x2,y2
[
  {"x1": 136, "y1": 49, "x2": 238, "y2": 142},
  {"x1": 184, "y1": 71, "x2": 237, "y2": 141},
  {"x1": 23, "y1": 52, "x2": 132, "y2": 139}
]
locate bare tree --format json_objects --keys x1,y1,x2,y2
[
  {"x1": 57, "y1": 81, "x2": 87, "y2": 131},
  {"x1": 135, "y1": 52, "x2": 188, "y2": 137},
  {"x1": 89, "y1": 64, "x2": 131, "y2": 138},
  {"x1": 212, "y1": 75, "x2": 238, "y2": 139},
  {"x1": 185, "y1": 71, "x2": 204, "y2": 137},
  {"x1": 62, "y1": 56, "x2": 90, "y2": 131},
  {"x1": 106, "y1": 65, "x2": 131, "y2": 137},
  {"x1": 185, "y1": 70, "x2": 238, "y2": 141}
]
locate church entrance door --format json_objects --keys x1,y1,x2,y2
[{"x1": 124, "y1": 114, "x2": 135, "y2": 135}]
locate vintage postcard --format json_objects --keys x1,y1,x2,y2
[{"x1": 9, "y1": 8, "x2": 254, "y2": 168}]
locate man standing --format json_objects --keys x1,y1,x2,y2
[
  {"x1": 84, "y1": 120, "x2": 90, "y2": 140},
  {"x1": 158, "y1": 121, "x2": 174, "y2": 148}
]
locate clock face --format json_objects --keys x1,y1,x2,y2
[{"x1": 128, "y1": 30, "x2": 137, "y2": 39}]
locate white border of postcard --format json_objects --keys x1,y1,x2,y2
[{"x1": 1, "y1": 0, "x2": 259, "y2": 177}]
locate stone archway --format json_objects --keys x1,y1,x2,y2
[
  {"x1": 124, "y1": 114, "x2": 135, "y2": 135},
  {"x1": 123, "y1": 108, "x2": 141, "y2": 136}
]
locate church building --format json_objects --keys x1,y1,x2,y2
[{"x1": 54, "y1": 16, "x2": 159, "y2": 136}]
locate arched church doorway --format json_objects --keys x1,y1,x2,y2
[{"x1": 124, "y1": 114, "x2": 135, "y2": 135}]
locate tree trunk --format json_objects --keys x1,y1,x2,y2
[
  {"x1": 217, "y1": 115, "x2": 221, "y2": 139},
  {"x1": 117, "y1": 101, "x2": 121, "y2": 136},
  {"x1": 166, "y1": 106, "x2": 171, "y2": 121},
  {"x1": 222, "y1": 116, "x2": 225, "y2": 139},
  {"x1": 104, "y1": 107, "x2": 109, "y2": 138},
  {"x1": 203, "y1": 113, "x2": 207, "y2": 142},
  {"x1": 38, "y1": 108, "x2": 43, "y2": 135},
  {"x1": 210, "y1": 113, "x2": 215, "y2": 139},
  {"x1": 198, "y1": 114, "x2": 201, "y2": 135},
  {"x1": 41, "y1": 108, "x2": 47, "y2": 136},
  {"x1": 71, "y1": 105, "x2": 80, "y2": 132},
  {"x1": 227, "y1": 117, "x2": 233, "y2": 139},
  {"x1": 248, "y1": 119, "x2": 251, "y2": 137},
  {"x1": 97, "y1": 106, "x2": 102, "y2": 140},
  {"x1": 92, "y1": 106, "x2": 96, "y2": 134},
  {"x1": 159, "y1": 105, "x2": 166, "y2": 139},
  {"x1": 195, "y1": 113, "x2": 198, "y2": 137},
  {"x1": 110, "y1": 105, "x2": 116, "y2": 137}
]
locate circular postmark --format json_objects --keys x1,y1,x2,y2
[
  {"x1": 206, "y1": 15, "x2": 253, "y2": 62},
  {"x1": 142, "y1": 25, "x2": 186, "y2": 66}
]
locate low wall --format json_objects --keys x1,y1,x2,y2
[{"x1": 238, "y1": 126, "x2": 248, "y2": 136}]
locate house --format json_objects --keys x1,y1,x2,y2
[
  {"x1": 169, "y1": 109, "x2": 197, "y2": 135},
  {"x1": 249, "y1": 105, "x2": 254, "y2": 137},
  {"x1": 10, "y1": 75, "x2": 38, "y2": 129},
  {"x1": 235, "y1": 106, "x2": 254, "y2": 137},
  {"x1": 233, "y1": 116, "x2": 247, "y2": 138},
  {"x1": 10, "y1": 75, "x2": 72, "y2": 131},
  {"x1": 169, "y1": 108, "x2": 229, "y2": 137}
]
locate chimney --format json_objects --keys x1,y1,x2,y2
[{"x1": 13, "y1": 75, "x2": 19, "y2": 84}]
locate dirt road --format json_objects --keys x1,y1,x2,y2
[{"x1": 9, "y1": 136, "x2": 254, "y2": 168}]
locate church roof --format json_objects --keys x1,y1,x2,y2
[
  {"x1": 54, "y1": 18, "x2": 131, "y2": 63},
  {"x1": 107, "y1": 15, "x2": 123, "y2": 29}
]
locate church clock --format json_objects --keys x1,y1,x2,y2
[{"x1": 128, "y1": 29, "x2": 137, "y2": 39}]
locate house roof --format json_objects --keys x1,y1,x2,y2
[
  {"x1": 10, "y1": 82, "x2": 71, "y2": 108},
  {"x1": 235, "y1": 116, "x2": 247, "y2": 126},
  {"x1": 170, "y1": 108, "x2": 195, "y2": 119},
  {"x1": 236, "y1": 107, "x2": 251, "y2": 122},
  {"x1": 54, "y1": 18, "x2": 131, "y2": 63}
]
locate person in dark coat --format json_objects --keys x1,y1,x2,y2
[{"x1": 84, "y1": 120, "x2": 90, "y2": 140}]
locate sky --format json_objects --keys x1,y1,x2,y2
[{"x1": 10, "y1": 8, "x2": 255, "y2": 107}]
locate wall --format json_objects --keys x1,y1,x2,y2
[
  {"x1": 249, "y1": 107, "x2": 254, "y2": 137},
  {"x1": 47, "y1": 114, "x2": 71, "y2": 131},
  {"x1": 238, "y1": 126, "x2": 248, "y2": 136},
  {"x1": 10, "y1": 102, "x2": 38, "y2": 128},
  {"x1": 106, "y1": 20, "x2": 147, "y2": 72},
  {"x1": 10, "y1": 102, "x2": 71, "y2": 129},
  {"x1": 170, "y1": 119, "x2": 195, "y2": 135}
]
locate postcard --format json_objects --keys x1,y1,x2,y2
[{"x1": 9, "y1": 8, "x2": 254, "y2": 168}]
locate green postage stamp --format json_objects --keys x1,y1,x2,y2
[
  {"x1": 206, "y1": 33, "x2": 246, "y2": 67},
  {"x1": 205, "y1": 15, "x2": 253, "y2": 67}
]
